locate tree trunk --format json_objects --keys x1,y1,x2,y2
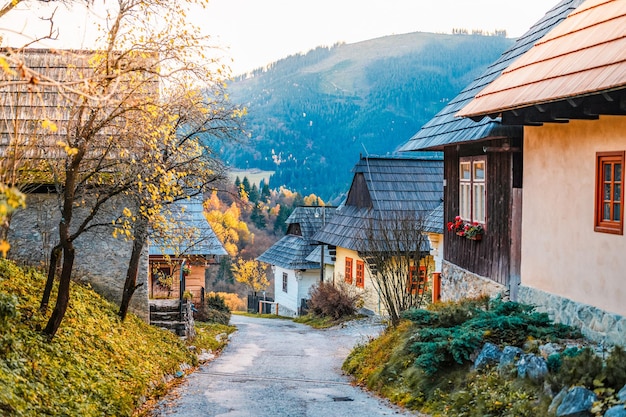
[
  {"x1": 118, "y1": 217, "x2": 148, "y2": 321},
  {"x1": 43, "y1": 149, "x2": 82, "y2": 338},
  {"x1": 40, "y1": 244, "x2": 62, "y2": 313},
  {"x1": 43, "y1": 236, "x2": 75, "y2": 337}
]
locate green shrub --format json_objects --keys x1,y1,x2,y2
[
  {"x1": 605, "y1": 346, "x2": 626, "y2": 390},
  {"x1": 205, "y1": 293, "x2": 230, "y2": 313},
  {"x1": 194, "y1": 294, "x2": 231, "y2": 324},
  {"x1": 553, "y1": 348, "x2": 603, "y2": 389},
  {"x1": 404, "y1": 297, "x2": 581, "y2": 376},
  {"x1": 427, "y1": 368, "x2": 551, "y2": 417}
]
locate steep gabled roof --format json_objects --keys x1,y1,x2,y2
[
  {"x1": 459, "y1": 0, "x2": 626, "y2": 118},
  {"x1": 313, "y1": 154, "x2": 442, "y2": 251},
  {"x1": 305, "y1": 245, "x2": 335, "y2": 266},
  {"x1": 398, "y1": 0, "x2": 585, "y2": 151},
  {"x1": 423, "y1": 202, "x2": 444, "y2": 234},
  {"x1": 149, "y1": 197, "x2": 227, "y2": 257},
  {"x1": 257, "y1": 206, "x2": 335, "y2": 270},
  {"x1": 348, "y1": 153, "x2": 443, "y2": 212}
]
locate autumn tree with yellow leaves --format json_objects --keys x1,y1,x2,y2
[
  {"x1": 204, "y1": 190, "x2": 252, "y2": 257},
  {"x1": 231, "y1": 258, "x2": 269, "y2": 297},
  {"x1": 0, "y1": 0, "x2": 244, "y2": 337}
]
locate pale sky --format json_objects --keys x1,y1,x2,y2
[{"x1": 2, "y1": 0, "x2": 552, "y2": 75}]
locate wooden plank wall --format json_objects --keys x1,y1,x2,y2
[{"x1": 443, "y1": 139, "x2": 514, "y2": 286}]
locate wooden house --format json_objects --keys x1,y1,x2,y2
[
  {"x1": 2, "y1": 48, "x2": 158, "y2": 321},
  {"x1": 312, "y1": 154, "x2": 443, "y2": 315},
  {"x1": 457, "y1": 0, "x2": 626, "y2": 345},
  {"x1": 148, "y1": 197, "x2": 227, "y2": 305},
  {"x1": 257, "y1": 206, "x2": 335, "y2": 317},
  {"x1": 398, "y1": 0, "x2": 585, "y2": 302}
]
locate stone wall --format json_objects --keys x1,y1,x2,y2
[
  {"x1": 277, "y1": 303, "x2": 296, "y2": 318},
  {"x1": 518, "y1": 286, "x2": 626, "y2": 347},
  {"x1": 440, "y1": 260, "x2": 507, "y2": 302},
  {"x1": 8, "y1": 193, "x2": 149, "y2": 321}
]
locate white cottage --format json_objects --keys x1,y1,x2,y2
[{"x1": 257, "y1": 206, "x2": 335, "y2": 317}]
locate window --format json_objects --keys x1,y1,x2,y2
[
  {"x1": 407, "y1": 265, "x2": 427, "y2": 295},
  {"x1": 460, "y1": 157, "x2": 486, "y2": 224},
  {"x1": 356, "y1": 260, "x2": 364, "y2": 288},
  {"x1": 595, "y1": 151, "x2": 624, "y2": 234},
  {"x1": 345, "y1": 257, "x2": 353, "y2": 284},
  {"x1": 282, "y1": 272, "x2": 288, "y2": 292}
]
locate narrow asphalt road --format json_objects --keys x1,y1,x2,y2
[{"x1": 149, "y1": 315, "x2": 418, "y2": 417}]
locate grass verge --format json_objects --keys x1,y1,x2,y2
[{"x1": 0, "y1": 259, "x2": 234, "y2": 416}]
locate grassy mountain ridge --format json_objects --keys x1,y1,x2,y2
[{"x1": 222, "y1": 32, "x2": 514, "y2": 200}]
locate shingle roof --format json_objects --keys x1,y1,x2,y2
[
  {"x1": 149, "y1": 197, "x2": 227, "y2": 257},
  {"x1": 285, "y1": 206, "x2": 335, "y2": 239},
  {"x1": 311, "y1": 205, "x2": 370, "y2": 250},
  {"x1": 459, "y1": 0, "x2": 626, "y2": 117},
  {"x1": 423, "y1": 201, "x2": 444, "y2": 234},
  {"x1": 305, "y1": 245, "x2": 335, "y2": 266},
  {"x1": 257, "y1": 235, "x2": 320, "y2": 270},
  {"x1": 257, "y1": 206, "x2": 335, "y2": 270},
  {"x1": 351, "y1": 154, "x2": 443, "y2": 212},
  {"x1": 397, "y1": 0, "x2": 585, "y2": 151},
  {"x1": 313, "y1": 155, "x2": 442, "y2": 251}
]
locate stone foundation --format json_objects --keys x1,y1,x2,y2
[
  {"x1": 518, "y1": 286, "x2": 626, "y2": 346},
  {"x1": 441, "y1": 260, "x2": 507, "y2": 302},
  {"x1": 278, "y1": 304, "x2": 296, "y2": 318},
  {"x1": 8, "y1": 193, "x2": 149, "y2": 321}
]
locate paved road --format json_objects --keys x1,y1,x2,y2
[{"x1": 150, "y1": 315, "x2": 418, "y2": 417}]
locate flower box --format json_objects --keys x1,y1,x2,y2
[{"x1": 448, "y1": 216, "x2": 484, "y2": 241}]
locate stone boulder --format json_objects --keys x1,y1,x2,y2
[
  {"x1": 539, "y1": 342, "x2": 562, "y2": 359},
  {"x1": 605, "y1": 406, "x2": 626, "y2": 417},
  {"x1": 516, "y1": 353, "x2": 548, "y2": 380},
  {"x1": 474, "y1": 342, "x2": 502, "y2": 370},
  {"x1": 497, "y1": 346, "x2": 523, "y2": 374},
  {"x1": 556, "y1": 387, "x2": 597, "y2": 417},
  {"x1": 618, "y1": 385, "x2": 626, "y2": 402},
  {"x1": 549, "y1": 388, "x2": 569, "y2": 415}
]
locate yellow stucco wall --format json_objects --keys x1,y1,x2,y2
[
  {"x1": 333, "y1": 247, "x2": 382, "y2": 315},
  {"x1": 522, "y1": 116, "x2": 626, "y2": 316}
]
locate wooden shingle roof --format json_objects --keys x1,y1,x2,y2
[
  {"x1": 149, "y1": 197, "x2": 227, "y2": 257},
  {"x1": 257, "y1": 206, "x2": 335, "y2": 270},
  {"x1": 313, "y1": 154, "x2": 442, "y2": 251},
  {"x1": 459, "y1": 0, "x2": 626, "y2": 119},
  {"x1": 398, "y1": 0, "x2": 585, "y2": 151},
  {"x1": 423, "y1": 202, "x2": 444, "y2": 234}
]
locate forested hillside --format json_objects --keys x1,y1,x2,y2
[{"x1": 217, "y1": 32, "x2": 513, "y2": 200}]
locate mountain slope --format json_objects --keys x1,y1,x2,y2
[{"x1": 222, "y1": 32, "x2": 514, "y2": 200}]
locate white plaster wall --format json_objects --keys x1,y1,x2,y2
[
  {"x1": 272, "y1": 266, "x2": 319, "y2": 316},
  {"x1": 427, "y1": 232, "x2": 444, "y2": 273},
  {"x1": 522, "y1": 116, "x2": 626, "y2": 316}
]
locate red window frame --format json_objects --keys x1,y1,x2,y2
[
  {"x1": 595, "y1": 151, "x2": 624, "y2": 235},
  {"x1": 355, "y1": 260, "x2": 364, "y2": 288},
  {"x1": 345, "y1": 257, "x2": 353, "y2": 284},
  {"x1": 407, "y1": 265, "x2": 427, "y2": 295}
]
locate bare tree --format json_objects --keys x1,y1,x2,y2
[
  {"x1": 117, "y1": 85, "x2": 242, "y2": 320},
  {"x1": 355, "y1": 210, "x2": 432, "y2": 326},
  {"x1": 0, "y1": 0, "x2": 244, "y2": 337}
]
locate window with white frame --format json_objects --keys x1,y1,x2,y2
[
  {"x1": 282, "y1": 272, "x2": 288, "y2": 292},
  {"x1": 460, "y1": 157, "x2": 486, "y2": 224}
]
